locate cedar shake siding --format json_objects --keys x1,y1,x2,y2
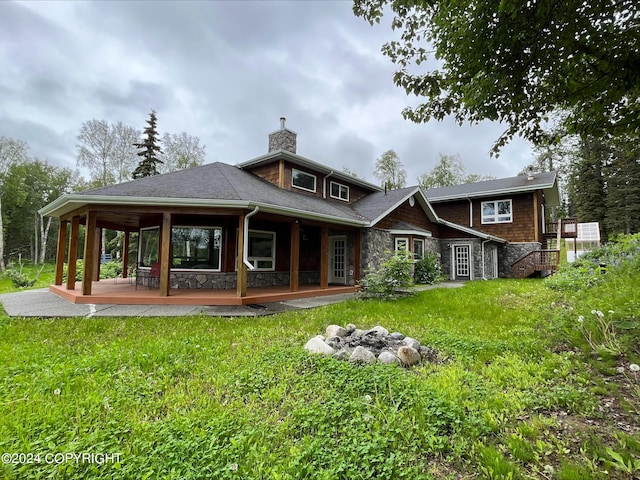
[
  {"x1": 245, "y1": 160, "x2": 374, "y2": 204},
  {"x1": 373, "y1": 199, "x2": 441, "y2": 236},
  {"x1": 248, "y1": 163, "x2": 281, "y2": 187},
  {"x1": 431, "y1": 193, "x2": 538, "y2": 243}
]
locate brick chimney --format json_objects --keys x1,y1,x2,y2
[{"x1": 268, "y1": 117, "x2": 297, "y2": 154}]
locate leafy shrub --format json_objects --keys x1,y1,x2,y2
[
  {"x1": 359, "y1": 249, "x2": 414, "y2": 298},
  {"x1": 62, "y1": 260, "x2": 123, "y2": 282},
  {"x1": 99, "y1": 260, "x2": 123, "y2": 279},
  {"x1": 545, "y1": 233, "x2": 640, "y2": 292},
  {"x1": 414, "y1": 252, "x2": 442, "y2": 284}
]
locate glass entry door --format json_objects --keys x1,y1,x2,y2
[
  {"x1": 454, "y1": 245, "x2": 471, "y2": 280},
  {"x1": 329, "y1": 236, "x2": 346, "y2": 284}
]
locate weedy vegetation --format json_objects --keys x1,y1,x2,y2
[{"x1": 0, "y1": 234, "x2": 638, "y2": 479}]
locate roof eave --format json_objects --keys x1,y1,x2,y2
[
  {"x1": 427, "y1": 181, "x2": 557, "y2": 203},
  {"x1": 438, "y1": 218, "x2": 508, "y2": 243},
  {"x1": 39, "y1": 194, "x2": 367, "y2": 227},
  {"x1": 369, "y1": 187, "x2": 439, "y2": 226}
]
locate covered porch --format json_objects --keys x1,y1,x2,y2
[
  {"x1": 50, "y1": 281, "x2": 357, "y2": 306},
  {"x1": 51, "y1": 205, "x2": 362, "y2": 306}
]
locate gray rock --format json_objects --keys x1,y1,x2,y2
[
  {"x1": 349, "y1": 346, "x2": 377, "y2": 365},
  {"x1": 390, "y1": 332, "x2": 405, "y2": 340},
  {"x1": 354, "y1": 329, "x2": 365, "y2": 336},
  {"x1": 403, "y1": 337, "x2": 420, "y2": 350},
  {"x1": 378, "y1": 351, "x2": 401, "y2": 365},
  {"x1": 369, "y1": 325, "x2": 389, "y2": 337},
  {"x1": 304, "y1": 337, "x2": 335, "y2": 355},
  {"x1": 326, "y1": 325, "x2": 348, "y2": 338},
  {"x1": 345, "y1": 323, "x2": 357, "y2": 333},
  {"x1": 397, "y1": 346, "x2": 421, "y2": 366},
  {"x1": 325, "y1": 336, "x2": 343, "y2": 348}
]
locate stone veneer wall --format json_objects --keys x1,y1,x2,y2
[
  {"x1": 360, "y1": 228, "x2": 393, "y2": 274},
  {"x1": 136, "y1": 270, "x2": 320, "y2": 289},
  {"x1": 499, "y1": 242, "x2": 542, "y2": 278}
]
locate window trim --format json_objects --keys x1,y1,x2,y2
[
  {"x1": 481, "y1": 199, "x2": 513, "y2": 224},
  {"x1": 291, "y1": 168, "x2": 317, "y2": 193},
  {"x1": 413, "y1": 238, "x2": 425, "y2": 260},
  {"x1": 246, "y1": 229, "x2": 276, "y2": 271},
  {"x1": 329, "y1": 181, "x2": 349, "y2": 201},
  {"x1": 394, "y1": 237, "x2": 409, "y2": 252}
]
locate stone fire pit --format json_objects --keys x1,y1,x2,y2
[{"x1": 304, "y1": 324, "x2": 438, "y2": 367}]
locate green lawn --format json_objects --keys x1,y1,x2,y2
[{"x1": 0, "y1": 252, "x2": 639, "y2": 479}]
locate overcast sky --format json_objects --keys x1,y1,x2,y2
[{"x1": 1, "y1": 0, "x2": 535, "y2": 186}]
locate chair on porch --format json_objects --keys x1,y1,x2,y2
[{"x1": 135, "y1": 262, "x2": 160, "y2": 289}]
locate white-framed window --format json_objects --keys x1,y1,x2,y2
[
  {"x1": 413, "y1": 239, "x2": 425, "y2": 260},
  {"x1": 247, "y1": 230, "x2": 276, "y2": 271},
  {"x1": 330, "y1": 181, "x2": 349, "y2": 201},
  {"x1": 292, "y1": 168, "x2": 316, "y2": 192},
  {"x1": 482, "y1": 199, "x2": 513, "y2": 224},
  {"x1": 394, "y1": 237, "x2": 409, "y2": 252}
]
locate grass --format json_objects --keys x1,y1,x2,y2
[{"x1": 0, "y1": 249, "x2": 639, "y2": 479}]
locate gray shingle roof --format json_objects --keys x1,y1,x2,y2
[
  {"x1": 424, "y1": 171, "x2": 559, "y2": 204},
  {"x1": 351, "y1": 186, "x2": 424, "y2": 223},
  {"x1": 48, "y1": 162, "x2": 366, "y2": 224}
]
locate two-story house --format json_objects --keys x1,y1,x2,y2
[{"x1": 40, "y1": 119, "x2": 561, "y2": 306}]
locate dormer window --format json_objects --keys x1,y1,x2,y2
[
  {"x1": 330, "y1": 181, "x2": 349, "y2": 201},
  {"x1": 292, "y1": 168, "x2": 316, "y2": 192}
]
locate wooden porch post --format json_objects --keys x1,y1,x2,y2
[
  {"x1": 55, "y1": 220, "x2": 68, "y2": 285},
  {"x1": 94, "y1": 228, "x2": 102, "y2": 281},
  {"x1": 320, "y1": 226, "x2": 328, "y2": 288},
  {"x1": 290, "y1": 221, "x2": 300, "y2": 292},
  {"x1": 67, "y1": 216, "x2": 80, "y2": 290},
  {"x1": 237, "y1": 214, "x2": 247, "y2": 298},
  {"x1": 82, "y1": 212, "x2": 97, "y2": 295},
  {"x1": 159, "y1": 213, "x2": 171, "y2": 297},
  {"x1": 122, "y1": 231, "x2": 130, "y2": 279}
]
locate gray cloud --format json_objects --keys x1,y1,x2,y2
[{"x1": 1, "y1": 0, "x2": 535, "y2": 184}]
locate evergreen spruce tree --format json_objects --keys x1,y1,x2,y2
[
  {"x1": 567, "y1": 136, "x2": 608, "y2": 239},
  {"x1": 604, "y1": 140, "x2": 640, "y2": 235},
  {"x1": 132, "y1": 110, "x2": 163, "y2": 179}
]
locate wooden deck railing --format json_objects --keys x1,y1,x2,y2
[
  {"x1": 544, "y1": 218, "x2": 578, "y2": 238},
  {"x1": 512, "y1": 250, "x2": 560, "y2": 278}
]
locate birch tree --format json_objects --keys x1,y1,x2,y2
[
  {"x1": 159, "y1": 132, "x2": 206, "y2": 173},
  {"x1": 76, "y1": 119, "x2": 140, "y2": 186},
  {"x1": 374, "y1": 149, "x2": 407, "y2": 189}
]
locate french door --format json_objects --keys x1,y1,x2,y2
[
  {"x1": 453, "y1": 245, "x2": 471, "y2": 280},
  {"x1": 329, "y1": 236, "x2": 346, "y2": 284}
]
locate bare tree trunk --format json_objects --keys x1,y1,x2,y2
[
  {"x1": 34, "y1": 212, "x2": 39, "y2": 265},
  {"x1": 39, "y1": 214, "x2": 52, "y2": 264}
]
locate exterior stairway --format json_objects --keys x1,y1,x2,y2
[
  {"x1": 511, "y1": 217, "x2": 578, "y2": 278},
  {"x1": 512, "y1": 250, "x2": 560, "y2": 278}
]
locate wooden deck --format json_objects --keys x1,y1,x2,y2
[{"x1": 49, "y1": 282, "x2": 358, "y2": 306}]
